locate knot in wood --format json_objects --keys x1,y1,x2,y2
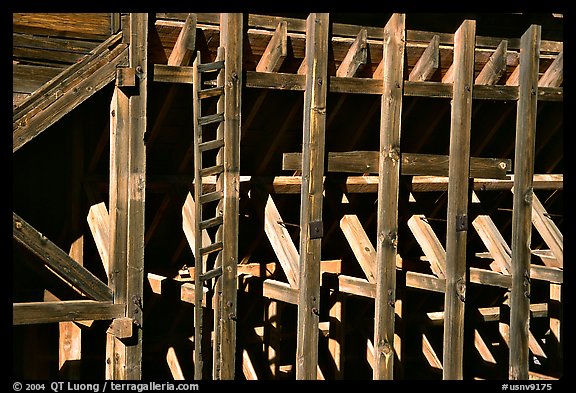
[
  {"x1": 524, "y1": 189, "x2": 533, "y2": 204},
  {"x1": 456, "y1": 278, "x2": 466, "y2": 303},
  {"x1": 379, "y1": 341, "x2": 392, "y2": 355}
]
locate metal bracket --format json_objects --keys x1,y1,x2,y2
[
  {"x1": 309, "y1": 220, "x2": 324, "y2": 239},
  {"x1": 455, "y1": 214, "x2": 468, "y2": 232}
]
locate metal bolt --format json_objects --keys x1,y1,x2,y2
[
  {"x1": 311, "y1": 307, "x2": 320, "y2": 316},
  {"x1": 15, "y1": 221, "x2": 22, "y2": 230},
  {"x1": 136, "y1": 65, "x2": 143, "y2": 74},
  {"x1": 498, "y1": 161, "x2": 507, "y2": 170}
]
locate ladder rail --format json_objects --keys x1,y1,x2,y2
[{"x1": 192, "y1": 46, "x2": 226, "y2": 380}]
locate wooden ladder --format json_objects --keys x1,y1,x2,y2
[{"x1": 192, "y1": 47, "x2": 226, "y2": 379}]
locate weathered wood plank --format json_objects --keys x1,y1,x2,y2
[
  {"x1": 13, "y1": 301, "x2": 124, "y2": 325},
  {"x1": 264, "y1": 195, "x2": 299, "y2": 288},
  {"x1": 214, "y1": 13, "x2": 243, "y2": 381},
  {"x1": 475, "y1": 40, "x2": 508, "y2": 85},
  {"x1": 529, "y1": 193, "x2": 563, "y2": 268},
  {"x1": 87, "y1": 202, "x2": 110, "y2": 276},
  {"x1": 407, "y1": 215, "x2": 446, "y2": 278},
  {"x1": 340, "y1": 196, "x2": 377, "y2": 283},
  {"x1": 13, "y1": 13, "x2": 113, "y2": 40},
  {"x1": 256, "y1": 21, "x2": 288, "y2": 73},
  {"x1": 336, "y1": 28, "x2": 367, "y2": 77},
  {"x1": 509, "y1": 24, "x2": 540, "y2": 381},
  {"x1": 283, "y1": 151, "x2": 511, "y2": 179},
  {"x1": 538, "y1": 51, "x2": 563, "y2": 87},
  {"x1": 411, "y1": 174, "x2": 563, "y2": 192},
  {"x1": 13, "y1": 42, "x2": 129, "y2": 153},
  {"x1": 124, "y1": 13, "x2": 148, "y2": 380},
  {"x1": 13, "y1": 212, "x2": 112, "y2": 301},
  {"x1": 263, "y1": 279, "x2": 298, "y2": 304},
  {"x1": 443, "y1": 19, "x2": 475, "y2": 380},
  {"x1": 168, "y1": 13, "x2": 196, "y2": 66},
  {"x1": 59, "y1": 237, "x2": 84, "y2": 378},
  {"x1": 296, "y1": 13, "x2": 329, "y2": 380},
  {"x1": 472, "y1": 215, "x2": 512, "y2": 274},
  {"x1": 373, "y1": 12, "x2": 405, "y2": 380},
  {"x1": 409, "y1": 35, "x2": 439, "y2": 82}
]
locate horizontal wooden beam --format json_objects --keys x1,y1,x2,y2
[
  {"x1": 13, "y1": 300, "x2": 124, "y2": 325},
  {"x1": 411, "y1": 174, "x2": 563, "y2": 192},
  {"x1": 13, "y1": 212, "x2": 112, "y2": 301},
  {"x1": 283, "y1": 151, "x2": 511, "y2": 179}
]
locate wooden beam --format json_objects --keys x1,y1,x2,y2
[
  {"x1": 411, "y1": 174, "x2": 563, "y2": 192},
  {"x1": 106, "y1": 13, "x2": 148, "y2": 380},
  {"x1": 336, "y1": 28, "x2": 367, "y2": 77},
  {"x1": 475, "y1": 40, "x2": 508, "y2": 85},
  {"x1": 242, "y1": 349, "x2": 259, "y2": 380},
  {"x1": 409, "y1": 35, "x2": 439, "y2": 82},
  {"x1": 256, "y1": 21, "x2": 288, "y2": 73},
  {"x1": 509, "y1": 24, "x2": 540, "y2": 381},
  {"x1": 472, "y1": 215, "x2": 512, "y2": 274},
  {"x1": 529, "y1": 193, "x2": 563, "y2": 268},
  {"x1": 13, "y1": 212, "x2": 112, "y2": 301},
  {"x1": 87, "y1": 202, "x2": 110, "y2": 276},
  {"x1": 407, "y1": 215, "x2": 446, "y2": 278},
  {"x1": 339, "y1": 204, "x2": 377, "y2": 283},
  {"x1": 284, "y1": 151, "x2": 511, "y2": 179},
  {"x1": 59, "y1": 237, "x2": 83, "y2": 378},
  {"x1": 243, "y1": 71, "x2": 562, "y2": 101},
  {"x1": 106, "y1": 317, "x2": 134, "y2": 339},
  {"x1": 215, "y1": 13, "x2": 243, "y2": 380},
  {"x1": 13, "y1": 35, "x2": 129, "y2": 153},
  {"x1": 168, "y1": 13, "x2": 196, "y2": 66},
  {"x1": 167, "y1": 347, "x2": 185, "y2": 380},
  {"x1": 442, "y1": 19, "x2": 475, "y2": 380},
  {"x1": 263, "y1": 279, "x2": 298, "y2": 304},
  {"x1": 13, "y1": 301, "x2": 125, "y2": 325},
  {"x1": 296, "y1": 13, "x2": 329, "y2": 380},
  {"x1": 264, "y1": 195, "x2": 299, "y2": 288},
  {"x1": 539, "y1": 50, "x2": 563, "y2": 88},
  {"x1": 373, "y1": 12, "x2": 405, "y2": 381}
]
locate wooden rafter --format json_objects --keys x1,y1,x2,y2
[
  {"x1": 336, "y1": 28, "x2": 367, "y2": 77},
  {"x1": 408, "y1": 35, "x2": 439, "y2": 82},
  {"x1": 256, "y1": 21, "x2": 288, "y2": 73},
  {"x1": 407, "y1": 215, "x2": 446, "y2": 278},
  {"x1": 13, "y1": 32, "x2": 128, "y2": 153},
  {"x1": 538, "y1": 50, "x2": 562, "y2": 87},
  {"x1": 87, "y1": 202, "x2": 110, "y2": 275},
  {"x1": 475, "y1": 40, "x2": 508, "y2": 85}
]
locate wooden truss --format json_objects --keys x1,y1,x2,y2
[{"x1": 12, "y1": 12, "x2": 563, "y2": 381}]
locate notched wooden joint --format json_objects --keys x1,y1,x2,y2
[
  {"x1": 116, "y1": 67, "x2": 137, "y2": 87},
  {"x1": 106, "y1": 317, "x2": 134, "y2": 339}
]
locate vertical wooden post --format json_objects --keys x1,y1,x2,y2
[
  {"x1": 328, "y1": 291, "x2": 345, "y2": 379},
  {"x1": 106, "y1": 85, "x2": 129, "y2": 380},
  {"x1": 509, "y1": 24, "x2": 540, "y2": 381},
  {"x1": 214, "y1": 12, "x2": 243, "y2": 380},
  {"x1": 373, "y1": 12, "x2": 405, "y2": 381},
  {"x1": 106, "y1": 13, "x2": 148, "y2": 380},
  {"x1": 296, "y1": 12, "x2": 329, "y2": 380},
  {"x1": 442, "y1": 19, "x2": 475, "y2": 380}
]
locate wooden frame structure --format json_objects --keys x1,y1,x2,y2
[{"x1": 12, "y1": 12, "x2": 563, "y2": 381}]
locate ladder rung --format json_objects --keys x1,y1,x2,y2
[
  {"x1": 198, "y1": 86, "x2": 224, "y2": 100},
  {"x1": 199, "y1": 215, "x2": 223, "y2": 230},
  {"x1": 198, "y1": 113, "x2": 224, "y2": 126},
  {"x1": 197, "y1": 60, "x2": 225, "y2": 73},
  {"x1": 199, "y1": 241, "x2": 223, "y2": 256},
  {"x1": 199, "y1": 266, "x2": 223, "y2": 282},
  {"x1": 200, "y1": 164, "x2": 224, "y2": 177},
  {"x1": 199, "y1": 190, "x2": 223, "y2": 204},
  {"x1": 199, "y1": 138, "x2": 224, "y2": 152}
]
